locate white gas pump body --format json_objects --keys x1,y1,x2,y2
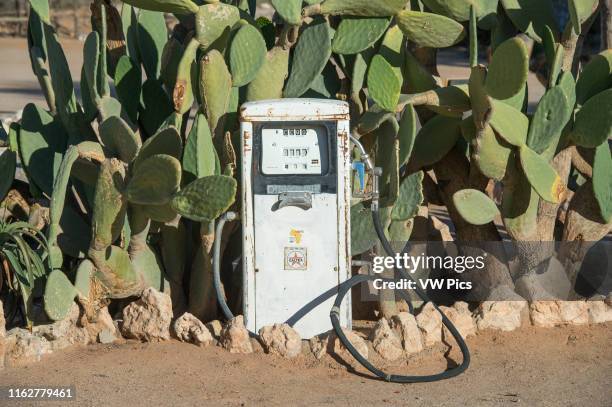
[{"x1": 240, "y1": 99, "x2": 352, "y2": 339}]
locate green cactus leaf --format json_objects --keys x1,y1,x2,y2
[
  {"x1": 452, "y1": 189, "x2": 499, "y2": 225},
  {"x1": 200, "y1": 49, "x2": 233, "y2": 137},
  {"x1": 99, "y1": 116, "x2": 142, "y2": 163},
  {"x1": 469, "y1": 4, "x2": 478, "y2": 67},
  {"x1": 398, "y1": 86, "x2": 471, "y2": 117},
  {"x1": 171, "y1": 175, "x2": 237, "y2": 222},
  {"x1": 485, "y1": 37, "x2": 528, "y2": 100},
  {"x1": 379, "y1": 25, "x2": 404, "y2": 78},
  {"x1": 593, "y1": 141, "x2": 612, "y2": 223},
  {"x1": 271, "y1": 0, "x2": 302, "y2": 25},
  {"x1": 132, "y1": 244, "x2": 165, "y2": 291},
  {"x1": 403, "y1": 50, "x2": 438, "y2": 93},
  {"x1": 351, "y1": 48, "x2": 375, "y2": 96},
  {"x1": 568, "y1": 0, "x2": 598, "y2": 35},
  {"x1": 284, "y1": 18, "x2": 333, "y2": 98},
  {"x1": 410, "y1": 115, "x2": 462, "y2": 169},
  {"x1": 122, "y1": 0, "x2": 199, "y2": 14},
  {"x1": 388, "y1": 218, "x2": 414, "y2": 243},
  {"x1": 172, "y1": 38, "x2": 198, "y2": 114},
  {"x1": 305, "y1": 0, "x2": 407, "y2": 17},
  {"x1": 501, "y1": 155, "x2": 539, "y2": 240},
  {"x1": 91, "y1": 159, "x2": 127, "y2": 250},
  {"x1": 137, "y1": 9, "x2": 168, "y2": 80},
  {"x1": 138, "y1": 203, "x2": 178, "y2": 223},
  {"x1": 421, "y1": 0, "x2": 498, "y2": 24},
  {"x1": 29, "y1": 0, "x2": 50, "y2": 23},
  {"x1": 134, "y1": 127, "x2": 182, "y2": 169},
  {"x1": 0, "y1": 149, "x2": 16, "y2": 201},
  {"x1": 57, "y1": 205, "x2": 91, "y2": 259},
  {"x1": 246, "y1": 46, "x2": 290, "y2": 101},
  {"x1": 183, "y1": 112, "x2": 216, "y2": 185},
  {"x1": 97, "y1": 96, "x2": 122, "y2": 121},
  {"x1": 44, "y1": 270, "x2": 77, "y2": 321},
  {"x1": 74, "y1": 259, "x2": 94, "y2": 299},
  {"x1": 332, "y1": 17, "x2": 391, "y2": 55},
  {"x1": 571, "y1": 89, "x2": 612, "y2": 148},
  {"x1": 500, "y1": 0, "x2": 557, "y2": 42},
  {"x1": 195, "y1": 3, "x2": 241, "y2": 50},
  {"x1": 127, "y1": 154, "x2": 182, "y2": 205},
  {"x1": 375, "y1": 118, "x2": 399, "y2": 201},
  {"x1": 19, "y1": 103, "x2": 68, "y2": 196},
  {"x1": 95, "y1": 245, "x2": 141, "y2": 299},
  {"x1": 519, "y1": 145, "x2": 565, "y2": 203},
  {"x1": 141, "y1": 78, "x2": 174, "y2": 137},
  {"x1": 350, "y1": 202, "x2": 378, "y2": 255},
  {"x1": 229, "y1": 23, "x2": 267, "y2": 87},
  {"x1": 83, "y1": 31, "x2": 101, "y2": 105},
  {"x1": 557, "y1": 71, "x2": 576, "y2": 111},
  {"x1": 468, "y1": 65, "x2": 492, "y2": 130},
  {"x1": 358, "y1": 105, "x2": 393, "y2": 134},
  {"x1": 305, "y1": 62, "x2": 342, "y2": 98},
  {"x1": 472, "y1": 123, "x2": 512, "y2": 181},
  {"x1": 368, "y1": 55, "x2": 401, "y2": 112},
  {"x1": 576, "y1": 49, "x2": 612, "y2": 106},
  {"x1": 114, "y1": 55, "x2": 141, "y2": 124},
  {"x1": 161, "y1": 37, "x2": 185, "y2": 93},
  {"x1": 527, "y1": 86, "x2": 571, "y2": 153},
  {"x1": 489, "y1": 98, "x2": 528, "y2": 147},
  {"x1": 398, "y1": 104, "x2": 417, "y2": 165},
  {"x1": 391, "y1": 171, "x2": 424, "y2": 221},
  {"x1": 396, "y1": 10, "x2": 466, "y2": 48}
]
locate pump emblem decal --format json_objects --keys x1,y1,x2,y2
[
  {"x1": 284, "y1": 247, "x2": 307, "y2": 270},
  {"x1": 289, "y1": 229, "x2": 303, "y2": 244}
]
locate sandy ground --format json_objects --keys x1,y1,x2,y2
[
  {"x1": 0, "y1": 323, "x2": 610, "y2": 406},
  {"x1": 0, "y1": 37, "x2": 546, "y2": 120}
]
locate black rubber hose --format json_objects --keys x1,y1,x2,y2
[
  {"x1": 328, "y1": 210, "x2": 470, "y2": 383},
  {"x1": 213, "y1": 212, "x2": 238, "y2": 322}
]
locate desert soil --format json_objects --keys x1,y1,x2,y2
[{"x1": 0, "y1": 323, "x2": 610, "y2": 406}]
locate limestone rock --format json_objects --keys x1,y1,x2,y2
[
  {"x1": 331, "y1": 329, "x2": 368, "y2": 360},
  {"x1": 309, "y1": 332, "x2": 331, "y2": 359},
  {"x1": 390, "y1": 312, "x2": 423, "y2": 354},
  {"x1": 174, "y1": 313, "x2": 213, "y2": 346},
  {"x1": 587, "y1": 300, "x2": 612, "y2": 323},
  {"x1": 440, "y1": 302, "x2": 476, "y2": 340},
  {"x1": 33, "y1": 304, "x2": 90, "y2": 351},
  {"x1": 121, "y1": 288, "x2": 173, "y2": 342},
  {"x1": 206, "y1": 320, "x2": 223, "y2": 339},
  {"x1": 87, "y1": 307, "x2": 120, "y2": 344},
  {"x1": 476, "y1": 287, "x2": 526, "y2": 331},
  {"x1": 4, "y1": 328, "x2": 52, "y2": 367},
  {"x1": 416, "y1": 302, "x2": 442, "y2": 346},
  {"x1": 258, "y1": 323, "x2": 302, "y2": 358},
  {"x1": 530, "y1": 301, "x2": 589, "y2": 327},
  {"x1": 370, "y1": 318, "x2": 403, "y2": 361},
  {"x1": 220, "y1": 315, "x2": 253, "y2": 354}
]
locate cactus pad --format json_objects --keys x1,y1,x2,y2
[
  {"x1": 485, "y1": 37, "x2": 528, "y2": 100},
  {"x1": 170, "y1": 175, "x2": 237, "y2": 222},
  {"x1": 575, "y1": 50, "x2": 612, "y2": 106},
  {"x1": 519, "y1": 145, "x2": 565, "y2": 203},
  {"x1": 134, "y1": 127, "x2": 182, "y2": 169},
  {"x1": 453, "y1": 189, "x2": 499, "y2": 225},
  {"x1": 332, "y1": 17, "x2": 391, "y2": 55},
  {"x1": 122, "y1": 0, "x2": 198, "y2": 14},
  {"x1": 304, "y1": 0, "x2": 407, "y2": 17},
  {"x1": 246, "y1": 46, "x2": 290, "y2": 101},
  {"x1": 19, "y1": 103, "x2": 68, "y2": 195},
  {"x1": 99, "y1": 116, "x2": 141, "y2": 163},
  {"x1": 593, "y1": 141, "x2": 612, "y2": 223},
  {"x1": 568, "y1": 0, "x2": 598, "y2": 35},
  {"x1": 571, "y1": 89, "x2": 612, "y2": 148},
  {"x1": 350, "y1": 202, "x2": 378, "y2": 255},
  {"x1": 472, "y1": 123, "x2": 512, "y2": 181},
  {"x1": 391, "y1": 171, "x2": 424, "y2": 221},
  {"x1": 500, "y1": 0, "x2": 557, "y2": 42},
  {"x1": 284, "y1": 18, "x2": 332, "y2": 98},
  {"x1": 195, "y1": 3, "x2": 240, "y2": 50},
  {"x1": 44, "y1": 270, "x2": 77, "y2": 321},
  {"x1": 127, "y1": 154, "x2": 182, "y2": 205},
  {"x1": 410, "y1": 115, "x2": 462, "y2": 169},
  {"x1": 91, "y1": 159, "x2": 126, "y2": 250},
  {"x1": 173, "y1": 38, "x2": 198, "y2": 114},
  {"x1": 183, "y1": 112, "x2": 216, "y2": 184},
  {"x1": 368, "y1": 55, "x2": 401, "y2": 112},
  {"x1": 114, "y1": 55, "x2": 141, "y2": 124},
  {"x1": 271, "y1": 0, "x2": 302, "y2": 25},
  {"x1": 200, "y1": 50, "x2": 232, "y2": 136},
  {"x1": 396, "y1": 10, "x2": 466, "y2": 48},
  {"x1": 398, "y1": 104, "x2": 417, "y2": 165},
  {"x1": 74, "y1": 259, "x2": 94, "y2": 299},
  {"x1": 0, "y1": 148, "x2": 16, "y2": 201},
  {"x1": 489, "y1": 99, "x2": 528, "y2": 147},
  {"x1": 229, "y1": 23, "x2": 267, "y2": 87},
  {"x1": 137, "y1": 9, "x2": 167, "y2": 80},
  {"x1": 527, "y1": 86, "x2": 571, "y2": 153}
]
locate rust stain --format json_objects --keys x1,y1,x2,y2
[
  {"x1": 552, "y1": 178, "x2": 567, "y2": 203},
  {"x1": 173, "y1": 80, "x2": 187, "y2": 112}
]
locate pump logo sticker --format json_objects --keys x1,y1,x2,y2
[
  {"x1": 284, "y1": 247, "x2": 307, "y2": 270},
  {"x1": 289, "y1": 229, "x2": 303, "y2": 244}
]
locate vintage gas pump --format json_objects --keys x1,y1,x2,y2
[{"x1": 238, "y1": 99, "x2": 352, "y2": 338}]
